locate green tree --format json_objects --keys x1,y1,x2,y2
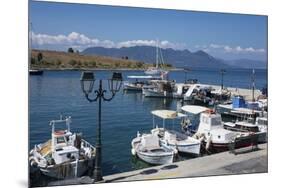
[
  {"x1": 136, "y1": 62, "x2": 144, "y2": 68},
  {"x1": 90, "y1": 61, "x2": 97, "y2": 67},
  {"x1": 69, "y1": 59, "x2": 77, "y2": 66},
  {"x1": 37, "y1": 52, "x2": 43, "y2": 62},
  {"x1": 115, "y1": 62, "x2": 120, "y2": 68},
  {"x1": 31, "y1": 57, "x2": 36, "y2": 64},
  {"x1": 68, "y1": 47, "x2": 74, "y2": 53}
]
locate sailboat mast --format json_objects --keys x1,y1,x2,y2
[
  {"x1": 29, "y1": 22, "x2": 32, "y2": 66},
  {"x1": 252, "y1": 69, "x2": 255, "y2": 102},
  {"x1": 156, "y1": 40, "x2": 159, "y2": 69}
]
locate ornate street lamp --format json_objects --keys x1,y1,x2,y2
[{"x1": 80, "y1": 71, "x2": 123, "y2": 182}]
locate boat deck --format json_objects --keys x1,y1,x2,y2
[{"x1": 38, "y1": 140, "x2": 52, "y2": 156}]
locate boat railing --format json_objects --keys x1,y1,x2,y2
[
  {"x1": 224, "y1": 126, "x2": 253, "y2": 133},
  {"x1": 50, "y1": 116, "x2": 72, "y2": 133},
  {"x1": 81, "y1": 139, "x2": 95, "y2": 150}
]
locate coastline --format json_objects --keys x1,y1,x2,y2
[{"x1": 30, "y1": 67, "x2": 184, "y2": 71}]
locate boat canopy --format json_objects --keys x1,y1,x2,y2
[
  {"x1": 127, "y1": 75, "x2": 161, "y2": 79},
  {"x1": 181, "y1": 105, "x2": 208, "y2": 114},
  {"x1": 151, "y1": 110, "x2": 186, "y2": 119}
]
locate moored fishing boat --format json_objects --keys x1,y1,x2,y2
[
  {"x1": 142, "y1": 80, "x2": 175, "y2": 98},
  {"x1": 181, "y1": 106, "x2": 256, "y2": 152},
  {"x1": 150, "y1": 110, "x2": 201, "y2": 155},
  {"x1": 223, "y1": 116, "x2": 268, "y2": 143},
  {"x1": 29, "y1": 116, "x2": 95, "y2": 179},
  {"x1": 123, "y1": 75, "x2": 161, "y2": 92},
  {"x1": 216, "y1": 95, "x2": 265, "y2": 120},
  {"x1": 131, "y1": 132, "x2": 176, "y2": 165}
]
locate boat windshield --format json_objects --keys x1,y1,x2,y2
[
  {"x1": 57, "y1": 137, "x2": 66, "y2": 144},
  {"x1": 211, "y1": 117, "x2": 222, "y2": 126},
  {"x1": 257, "y1": 119, "x2": 268, "y2": 125}
]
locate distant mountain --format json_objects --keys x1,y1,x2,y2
[
  {"x1": 82, "y1": 46, "x2": 265, "y2": 69},
  {"x1": 224, "y1": 59, "x2": 267, "y2": 69}
]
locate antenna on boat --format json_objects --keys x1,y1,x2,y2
[{"x1": 66, "y1": 116, "x2": 71, "y2": 132}]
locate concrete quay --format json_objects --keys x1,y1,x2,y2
[
  {"x1": 47, "y1": 144, "x2": 267, "y2": 186},
  {"x1": 103, "y1": 143, "x2": 267, "y2": 183}
]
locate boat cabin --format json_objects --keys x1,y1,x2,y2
[
  {"x1": 196, "y1": 110, "x2": 238, "y2": 146},
  {"x1": 197, "y1": 110, "x2": 223, "y2": 133},
  {"x1": 256, "y1": 117, "x2": 268, "y2": 126},
  {"x1": 180, "y1": 105, "x2": 209, "y2": 133},
  {"x1": 50, "y1": 116, "x2": 79, "y2": 165}
]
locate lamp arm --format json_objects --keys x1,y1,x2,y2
[
  {"x1": 84, "y1": 90, "x2": 100, "y2": 102},
  {"x1": 101, "y1": 90, "x2": 116, "y2": 101}
]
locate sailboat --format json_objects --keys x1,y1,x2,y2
[{"x1": 144, "y1": 41, "x2": 166, "y2": 75}]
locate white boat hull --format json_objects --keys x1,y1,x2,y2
[
  {"x1": 143, "y1": 89, "x2": 173, "y2": 98},
  {"x1": 137, "y1": 149, "x2": 174, "y2": 165},
  {"x1": 131, "y1": 136, "x2": 175, "y2": 165},
  {"x1": 40, "y1": 158, "x2": 94, "y2": 179},
  {"x1": 164, "y1": 142, "x2": 201, "y2": 155},
  {"x1": 145, "y1": 69, "x2": 161, "y2": 75},
  {"x1": 123, "y1": 84, "x2": 142, "y2": 91}
]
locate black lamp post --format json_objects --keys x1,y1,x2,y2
[
  {"x1": 220, "y1": 69, "x2": 226, "y2": 90},
  {"x1": 80, "y1": 71, "x2": 123, "y2": 182}
]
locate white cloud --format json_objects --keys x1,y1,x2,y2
[
  {"x1": 210, "y1": 44, "x2": 222, "y2": 49},
  {"x1": 31, "y1": 32, "x2": 187, "y2": 50},
  {"x1": 206, "y1": 43, "x2": 266, "y2": 54},
  {"x1": 224, "y1": 45, "x2": 233, "y2": 52}
]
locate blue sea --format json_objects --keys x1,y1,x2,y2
[{"x1": 29, "y1": 68, "x2": 267, "y2": 183}]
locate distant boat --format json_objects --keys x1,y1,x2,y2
[
  {"x1": 144, "y1": 41, "x2": 167, "y2": 75},
  {"x1": 123, "y1": 75, "x2": 161, "y2": 92},
  {"x1": 216, "y1": 95, "x2": 265, "y2": 120},
  {"x1": 142, "y1": 79, "x2": 176, "y2": 98},
  {"x1": 142, "y1": 80, "x2": 192, "y2": 99},
  {"x1": 29, "y1": 69, "x2": 44, "y2": 75}
]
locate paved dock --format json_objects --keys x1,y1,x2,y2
[
  {"x1": 103, "y1": 143, "x2": 267, "y2": 183},
  {"x1": 47, "y1": 144, "x2": 267, "y2": 186}
]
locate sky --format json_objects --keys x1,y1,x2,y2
[{"x1": 30, "y1": 1, "x2": 268, "y2": 61}]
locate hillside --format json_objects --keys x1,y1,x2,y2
[
  {"x1": 225, "y1": 59, "x2": 267, "y2": 69},
  {"x1": 82, "y1": 46, "x2": 230, "y2": 69},
  {"x1": 30, "y1": 49, "x2": 157, "y2": 70},
  {"x1": 82, "y1": 46, "x2": 267, "y2": 69}
]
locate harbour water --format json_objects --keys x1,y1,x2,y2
[{"x1": 29, "y1": 68, "x2": 267, "y2": 185}]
